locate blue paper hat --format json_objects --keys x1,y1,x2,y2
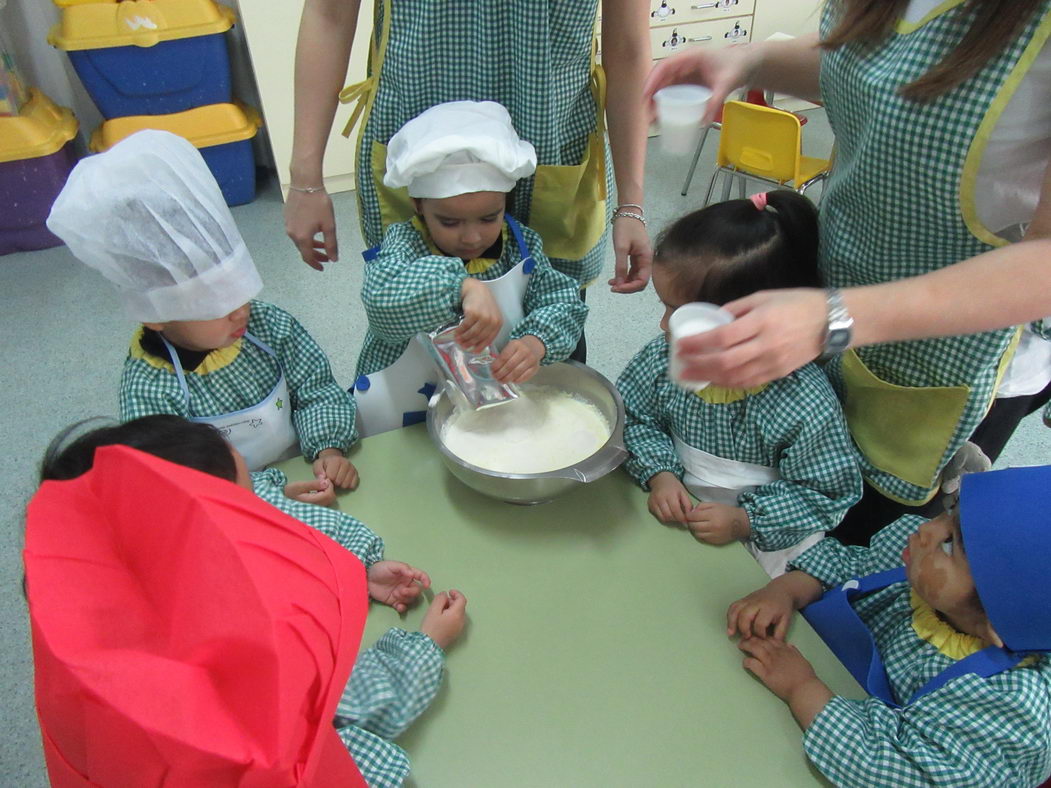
[{"x1": 959, "y1": 466, "x2": 1051, "y2": 653}]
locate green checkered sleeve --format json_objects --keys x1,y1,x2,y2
[
  {"x1": 739, "y1": 368, "x2": 862, "y2": 551},
  {"x1": 617, "y1": 338, "x2": 686, "y2": 488},
  {"x1": 511, "y1": 225, "x2": 587, "y2": 363},
  {"x1": 335, "y1": 628, "x2": 445, "y2": 739},
  {"x1": 803, "y1": 673, "x2": 1051, "y2": 787},
  {"x1": 362, "y1": 221, "x2": 469, "y2": 346},
  {"x1": 251, "y1": 468, "x2": 385, "y2": 568},
  {"x1": 253, "y1": 302, "x2": 358, "y2": 460},
  {"x1": 335, "y1": 725, "x2": 411, "y2": 788},
  {"x1": 789, "y1": 515, "x2": 926, "y2": 589}
]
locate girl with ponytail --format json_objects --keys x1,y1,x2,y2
[{"x1": 616, "y1": 192, "x2": 861, "y2": 578}]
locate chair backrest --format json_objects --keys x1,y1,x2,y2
[{"x1": 715, "y1": 100, "x2": 803, "y2": 184}]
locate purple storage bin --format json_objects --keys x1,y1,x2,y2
[{"x1": 0, "y1": 142, "x2": 78, "y2": 255}]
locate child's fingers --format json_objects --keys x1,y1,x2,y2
[
  {"x1": 447, "y1": 589, "x2": 467, "y2": 609},
  {"x1": 741, "y1": 656, "x2": 766, "y2": 680},
  {"x1": 773, "y1": 613, "x2": 790, "y2": 641},
  {"x1": 414, "y1": 569, "x2": 432, "y2": 588}
]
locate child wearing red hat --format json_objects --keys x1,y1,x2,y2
[
  {"x1": 726, "y1": 467, "x2": 1051, "y2": 787},
  {"x1": 29, "y1": 416, "x2": 467, "y2": 787}
]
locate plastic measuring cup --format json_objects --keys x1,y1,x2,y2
[
  {"x1": 653, "y1": 84, "x2": 713, "y2": 155},
  {"x1": 668, "y1": 302, "x2": 733, "y2": 391}
]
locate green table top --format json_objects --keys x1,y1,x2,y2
[{"x1": 277, "y1": 425, "x2": 863, "y2": 787}]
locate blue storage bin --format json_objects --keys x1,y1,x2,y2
[
  {"x1": 90, "y1": 102, "x2": 261, "y2": 207},
  {"x1": 67, "y1": 34, "x2": 232, "y2": 119},
  {"x1": 49, "y1": 0, "x2": 236, "y2": 119}
]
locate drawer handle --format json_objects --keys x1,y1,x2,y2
[
  {"x1": 688, "y1": 35, "x2": 714, "y2": 42},
  {"x1": 691, "y1": 2, "x2": 718, "y2": 7}
]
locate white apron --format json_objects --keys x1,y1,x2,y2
[
  {"x1": 355, "y1": 215, "x2": 535, "y2": 438},
  {"x1": 162, "y1": 333, "x2": 299, "y2": 471},
  {"x1": 672, "y1": 435, "x2": 823, "y2": 578}
]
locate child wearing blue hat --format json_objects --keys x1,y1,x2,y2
[{"x1": 727, "y1": 466, "x2": 1051, "y2": 787}]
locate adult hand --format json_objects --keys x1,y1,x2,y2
[
  {"x1": 284, "y1": 189, "x2": 338, "y2": 271},
  {"x1": 458, "y1": 278, "x2": 503, "y2": 352},
  {"x1": 491, "y1": 336, "x2": 545, "y2": 384},
  {"x1": 313, "y1": 449, "x2": 359, "y2": 490},
  {"x1": 420, "y1": 589, "x2": 468, "y2": 650},
  {"x1": 609, "y1": 216, "x2": 652, "y2": 293},
  {"x1": 676, "y1": 288, "x2": 827, "y2": 389},
  {"x1": 367, "y1": 561, "x2": 431, "y2": 613},
  {"x1": 283, "y1": 478, "x2": 336, "y2": 508},
  {"x1": 647, "y1": 472, "x2": 693, "y2": 525},
  {"x1": 642, "y1": 43, "x2": 762, "y2": 126}
]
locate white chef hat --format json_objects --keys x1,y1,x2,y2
[
  {"x1": 46, "y1": 129, "x2": 262, "y2": 324},
  {"x1": 383, "y1": 101, "x2": 537, "y2": 199}
]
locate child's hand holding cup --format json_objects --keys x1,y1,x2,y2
[{"x1": 668, "y1": 302, "x2": 734, "y2": 391}]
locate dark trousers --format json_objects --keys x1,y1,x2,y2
[{"x1": 831, "y1": 378, "x2": 1051, "y2": 546}]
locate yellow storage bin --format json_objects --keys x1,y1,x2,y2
[{"x1": 49, "y1": 0, "x2": 234, "y2": 51}]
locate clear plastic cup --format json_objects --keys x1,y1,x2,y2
[
  {"x1": 653, "y1": 84, "x2": 712, "y2": 155},
  {"x1": 668, "y1": 302, "x2": 733, "y2": 391}
]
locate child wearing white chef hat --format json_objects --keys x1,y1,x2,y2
[
  {"x1": 46, "y1": 130, "x2": 359, "y2": 497},
  {"x1": 355, "y1": 101, "x2": 587, "y2": 386}
]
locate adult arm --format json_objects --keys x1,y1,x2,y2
[
  {"x1": 284, "y1": 0, "x2": 363, "y2": 270},
  {"x1": 642, "y1": 33, "x2": 823, "y2": 125},
  {"x1": 601, "y1": 0, "x2": 654, "y2": 293}
]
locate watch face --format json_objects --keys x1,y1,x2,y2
[{"x1": 826, "y1": 327, "x2": 851, "y2": 354}]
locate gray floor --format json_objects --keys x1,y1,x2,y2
[{"x1": 2, "y1": 112, "x2": 1049, "y2": 783}]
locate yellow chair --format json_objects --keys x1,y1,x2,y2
[{"x1": 702, "y1": 100, "x2": 830, "y2": 206}]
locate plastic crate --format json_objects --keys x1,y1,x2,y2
[
  {"x1": 0, "y1": 90, "x2": 79, "y2": 255},
  {"x1": 90, "y1": 102, "x2": 262, "y2": 206},
  {"x1": 49, "y1": 0, "x2": 235, "y2": 119}
]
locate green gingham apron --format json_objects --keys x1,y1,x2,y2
[
  {"x1": 340, "y1": 0, "x2": 613, "y2": 288},
  {"x1": 818, "y1": 0, "x2": 1051, "y2": 504}
]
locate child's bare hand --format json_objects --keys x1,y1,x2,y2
[
  {"x1": 491, "y1": 336, "x2": 545, "y2": 383},
  {"x1": 368, "y1": 561, "x2": 431, "y2": 613},
  {"x1": 647, "y1": 472, "x2": 693, "y2": 525},
  {"x1": 727, "y1": 585, "x2": 796, "y2": 640},
  {"x1": 420, "y1": 589, "x2": 467, "y2": 650},
  {"x1": 313, "y1": 449, "x2": 359, "y2": 490},
  {"x1": 457, "y1": 279, "x2": 502, "y2": 352},
  {"x1": 686, "y1": 502, "x2": 750, "y2": 544},
  {"x1": 284, "y1": 478, "x2": 336, "y2": 507}
]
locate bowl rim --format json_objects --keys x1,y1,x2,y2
[{"x1": 425, "y1": 360, "x2": 627, "y2": 481}]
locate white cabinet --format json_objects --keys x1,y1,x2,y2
[{"x1": 750, "y1": 0, "x2": 821, "y2": 44}]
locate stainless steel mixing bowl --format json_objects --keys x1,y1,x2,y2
[{"x1": 426, "y1": 361, "x2": 628, "y2": 504}]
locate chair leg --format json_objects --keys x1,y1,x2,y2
[
  {"x1": 703, "y1": 168, "x2": 721, "y2": 207},
  {"x1": 737, "y1": 177, "x2": 746, "y2": 200},
  {"x1": 680, "y1": 125, "x2": 713, "y2": 197},
  {"x1": 721, "y1": 170, "x2": 734, "y2": 201}
]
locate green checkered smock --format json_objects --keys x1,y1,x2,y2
[
  {"x1": 356, "y1": 218, "x2": 587, "y2": 378},
  {"x1": 336, "y1": 629, "x2": 446, "y2": 788},
  {"x1": 353, "y1": 0, "x2": 611, "y2": 287},
  {"x1": 251, "y1": 468, "x2": 384, "y2": 568},
  {"x1": 119, "y1": 300, "x2": 357, "y2": 461},
  {"x1": 252, "y1": 469, "x2": 446, "y2": 787},
  {"x1": 617, "y1": 336, "x2": 861, "y2": 551},
  {"x1": 789, "y1": 518, "x2": 1051, "y2": 787},
  {"x1": 818, "y1": 1, "x2": 1051, "y2": 503}
]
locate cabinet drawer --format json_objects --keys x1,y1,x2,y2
[
  {"x1": 650, "y1": 16, "x2": 751, "y2": 59},
  {"x1": 650, "y1": 0, "x2": 755, "y2": 27}
]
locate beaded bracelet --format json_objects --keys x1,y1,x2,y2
[
  {"x1": 288, "y1": 184, "x2": 326, "y2": 194},
  {"x1": 613, "y1": 210, "x2": 647, "y2": 227}
]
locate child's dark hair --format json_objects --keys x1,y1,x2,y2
[
  {"x1": 654, "y1": 191, "x2": 823, "y2": 305},
  {"x1": 40, "y1": 415, "x2": 238, "y2": 483}
]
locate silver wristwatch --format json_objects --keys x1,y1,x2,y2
[{"x1": 818, "y1": 288, "x2": 853, "y2": 361}]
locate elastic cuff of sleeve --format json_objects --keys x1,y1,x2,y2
[{"x1": 640, "y1": 467, "x2": 683, "y2": 491}]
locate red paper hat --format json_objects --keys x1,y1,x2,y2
[{"x1": 24, "y1": 446, "x2": 368, "y2": 788}]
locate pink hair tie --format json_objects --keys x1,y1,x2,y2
[{"x1": 749, "y1": 192, "x2": 769, "y2": 211}]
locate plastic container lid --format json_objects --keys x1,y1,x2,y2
[
  {"x1": 49, "y1": 0, "x2": 235, "y2": 51},
  {"x1": 0, "y1": 88, "x2": 78, "y2": 163},
  {"x1": 89, "y1": 102, "x2": 262, "y2": 153}
]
